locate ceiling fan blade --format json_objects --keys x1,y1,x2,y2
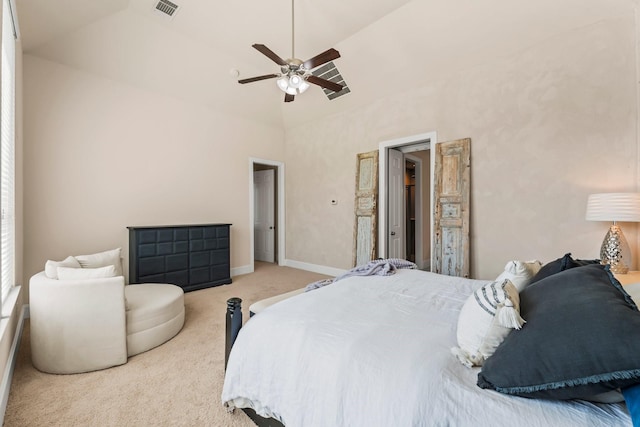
[
  {"x1": 252, "y1": 44, "x2": 288, "y2": 66},
  {"x1": 284, "y1": 93, "x2": 295, "y2": 103},
  {"x1": 303, "y1": 48, "x2": 341, "y2": 70},
  {"x1": 238, "y1": 74, "x2": 280, "y2": 84},
  {"x1": 306, "y1": 75, "x2": 343, "y2": 93}
]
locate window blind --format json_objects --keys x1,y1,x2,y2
[{"x1": 1, "y1": 0, "x2": 16, "y2": 304}]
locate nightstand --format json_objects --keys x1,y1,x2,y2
[{"x1": 614, "y1": 271, "x2": 640, "y2": 286}]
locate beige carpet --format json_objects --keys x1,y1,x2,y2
[{"x1": 3, "y1": 262, "x2": 330, "y2": 427}]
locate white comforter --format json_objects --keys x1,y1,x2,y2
[{"x1": 222, "y1": 269, "x2": 630, "y2": 427}]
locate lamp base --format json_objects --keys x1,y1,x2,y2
[{"x1": 600, "y1": 224, "x2": 631, "y2": 274}]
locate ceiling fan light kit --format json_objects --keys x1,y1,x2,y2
[
  {"x1": 277, "y1": 74, "x2": 310, "y2": 96},
  {"x1": 238, "y1": 0, "x2": 344, "y2": 102}
]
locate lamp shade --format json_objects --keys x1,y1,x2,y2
[{"x1": 585, "y1": 193, "x2": 640, "y2": 222}]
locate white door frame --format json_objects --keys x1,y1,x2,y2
[
  {"x1": 378, "y1": 131, "x2": 437, "y2": 263},
  {"x1": 249, "y1": 157, "x2": 286, "y2": 272}
]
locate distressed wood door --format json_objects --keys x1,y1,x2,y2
[
  {"x1": 353, "y1": 150, "x2": 379, "y2": 267},
  {"x1": 433, "y1": 138, "x2": 470, "y2": 277}
]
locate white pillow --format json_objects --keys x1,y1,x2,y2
[
  {"x1": 56, "y1": 265, "x2": 117, "y2": 280},
  {"x1": 495, "y1": 260, "x2": 542, "y2": 292},
  {"x1": 451, "y1": 279, "x2": 525, "y2": 368},
  {"x1": 44, "y1": 256, "x2": 81, "y2": 279},
  {"x1": 74, "y1": 248, "x2": 123, "y2": 277}
]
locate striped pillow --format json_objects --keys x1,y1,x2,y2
[{"x1": 451, "y1": 279, "x2": 524, "y2": 368}]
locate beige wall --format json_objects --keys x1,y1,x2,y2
[
  {"x1": 285, "y1": 15, "x2": 638, "y2": 279},
  {"x1": 19, "y1": 11, "x2": 640, "y2": 283},
  {"x1": 22, "y1": 55, "x2": 285, "y2": 289}
]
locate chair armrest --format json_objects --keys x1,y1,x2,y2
[{"x1": 29, "y1": 271, "x2": 128, "y2": 374}]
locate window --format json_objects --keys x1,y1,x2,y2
[{"x1": 1, "y1": 0, "x2": 16, "y2": 304}]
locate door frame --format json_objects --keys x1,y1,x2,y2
[
  {"x1": 249, "y1": 157, "x2": 286, "y2": 272},
  {"x1": 378, "y1": 131, "x2": 438, "y2": 264}
]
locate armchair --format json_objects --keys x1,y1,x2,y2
[{"x1": 29, "y1": 271, "x2": 185, "y2": 374}]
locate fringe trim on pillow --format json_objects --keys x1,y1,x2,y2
[
  {"x1": 605, "y1": 265, "x2": 639, "y2": 310},
  {"x1": 483, "y1": 369, "x2": 640, "y2": 395},
  {"x1": 451, "y1": 347, "x2": 483, "y2": 368},
  {"x1": 495, "y1": 300, "x2": 526, "y2": 330}
]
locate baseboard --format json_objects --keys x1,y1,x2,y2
[
  {"x1": 283, "y1": 259, "x2": 346, "y2": 277},
  {"x1": 0, "y1": 303, "x2": 27, "y2": 424},
  {"x1": 231, "y1": 265, "x2": 253, "y2": 277}
]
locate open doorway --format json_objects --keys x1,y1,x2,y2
[
  {"x1": 379, "y1": 131, "x2": 437, "y2": 270},
  {"x1": 249, "y1": 158, "x2": 286, "y2": 272},
  {"x1": 405, "y1": 151, "x2": 431, "y2": 268},
  {"x1": 254, "y1": 165, "x2": 277, "y2": 263}
]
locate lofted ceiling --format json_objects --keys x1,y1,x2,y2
[{"x1": 15, "y1": 0, "x2": 637, "y2": 130}]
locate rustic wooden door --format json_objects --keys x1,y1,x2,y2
[
  {"x1": 353, "y1": 150, "x2": 379, "y2": 267},
  {"x1": 433, "y1": 138, "x2": 470, "y2": 277}
]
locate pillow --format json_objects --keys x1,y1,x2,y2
[
  {"x1": 74, "y1": 248, "x2": 123, "y2": 277},
  {"x1": 623, "y1": 384, "x2": 640, "y2": 424},
  {"x1": 44, "y1": 256, "x2": 81, "y2": 279},
  {"x1": 477, "y1": 264, "x2": 640, "y2": 400},
  {"x1": 56, "y1": 265, "x2": 117, "y2": 280},
  {"x1": 495, "y1": 260, "x2": 542, "y2": 292},
  {"x1": 451, "y1": 279, "x2": 525, "y2": 368},
  {"x1": 528, "y1": 253, "x2": 599, "y2": 286}
]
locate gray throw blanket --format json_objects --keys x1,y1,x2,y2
[{"x1": 305, "y1": 258, "x2": 418, "y2": 292}]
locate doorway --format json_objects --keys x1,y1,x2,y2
[
  {"x1": 254, "y1": 166, "x2": 276, "y2": 263},
  {"x1": 379, "y1": 131, "x2": 437, "y2": 270},
  {"x1": 405, "y1": 156, "x2": 419, "y2": 263},
  {"x1": 250, "y1": 158, "x2": 286, "y2": 272}
]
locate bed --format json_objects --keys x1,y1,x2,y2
[{"x1": 222, "y1": 255, "x2": 639, "y2": 426}]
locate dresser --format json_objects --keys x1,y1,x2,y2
[{"x1": 128, "y1": 223, "x2": 232, "y2": 292}]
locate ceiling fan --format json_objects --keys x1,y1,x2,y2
[{"x1": 238, "y1": 0, "x2": 344, "y2": 103}]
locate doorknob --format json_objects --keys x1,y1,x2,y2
[
  {"x1": 390, "y1": 231, "x2": 396, "y2": 236},
  {"x1": 269, "y1": 226, "x2": 274, "y2": 230}
]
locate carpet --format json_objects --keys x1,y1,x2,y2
[{"x1": 3, "y1": 262, "x2": 329, "y2": 426}]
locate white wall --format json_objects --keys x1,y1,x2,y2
[
  {"x1": 22, "y1": 55, "x2": 285, "y2": 290},
  {"x1": 285, "y1": 15, "x2": 638, "y2": 279}
]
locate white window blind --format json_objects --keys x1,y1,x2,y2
[{"x1": 1, "y1": 0, "x2": 16, "y2": 304}]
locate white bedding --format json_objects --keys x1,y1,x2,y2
[{"x1": 221, "y1": 269, "x2": 631, "y2": 427}]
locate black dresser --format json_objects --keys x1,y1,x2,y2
[{"x1": 128, "y1": 223, "x2": 232, "y2": 292}]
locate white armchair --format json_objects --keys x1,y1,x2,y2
[{"x1": 29, "y1": 270, "x2": 185, "y2": 374}]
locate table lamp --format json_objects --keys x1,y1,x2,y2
[{"x1": 585, "y1": 192, "x2": 640, "y2": 274}]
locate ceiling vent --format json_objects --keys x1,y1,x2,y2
[
  {"x1": 311, "y1": 61, "x2": 350, "y2": 100},
  {"x1": 153, "y1": 0, "x2": 180, "y2": 20}
]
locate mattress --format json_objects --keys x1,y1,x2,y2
[{"x1": 222, "y1": 269, "x2": 630, "y2": 427}]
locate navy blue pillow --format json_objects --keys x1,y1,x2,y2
[
  {"x1": 478, "y1": 264, "x2": 640, "y2": 400},
  {"x1": 528, "y1": 253, "x2": 600, "y2": 286}
]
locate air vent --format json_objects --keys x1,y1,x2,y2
[
  {"x1": 153, "y1": 0, "x2": 180, "y2": 20},
  {"x1": 311, "y1": 61, "x2": 350, "y2": 100}
]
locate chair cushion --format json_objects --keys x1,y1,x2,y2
[
  {"x1": 74, "y1": 247, "x2": 124, "y2": 277},
  {"x1": 44, "y1": 255, "x2": 81, "y2": 279},
  {"x1": 125, "y1": 283, "x2": 185, "y2": 356}
]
